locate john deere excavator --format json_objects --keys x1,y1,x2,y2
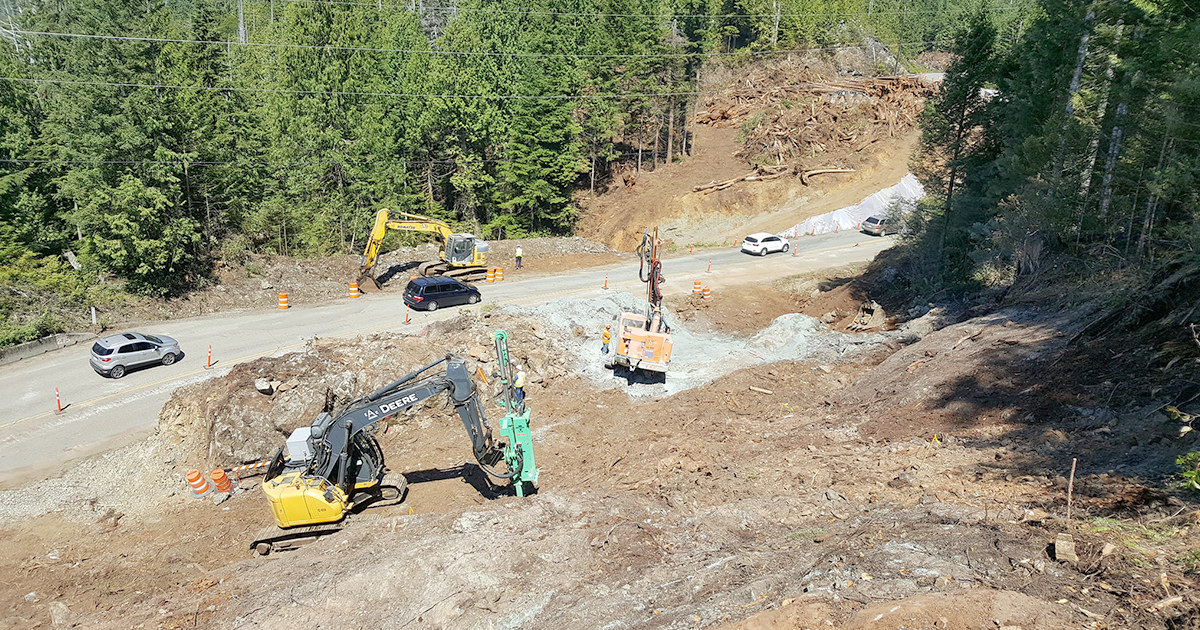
[
  {"x1": 606, "y1": 227, "x2": 673, "y2": 374},
  {"x1": 251, "y1": 331, "x2": 538, "y2": 554},
  {"x1": 358, "y1": 208, "x2": 489, "y2": 289}
]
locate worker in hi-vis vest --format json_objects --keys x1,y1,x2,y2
[
  {"x1": 513, "y1": 364, "x2": 527, "y2": 408},
  {"x1": 601, "y1": 325, "x2": 612, "y2": 354},
  {"x1": 515, "y1": 245, "x2": 523, "y2": 269}
]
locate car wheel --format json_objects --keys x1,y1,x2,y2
[
  {"x1": 161, "y1": 352, "x2": 176, "y2": 366},
  {"x1": 426, "y1": 300, "x2": 438, "y2": 311},
  {"x1": 110, "y1": 365, "x2": 126, "y2": 379},
  {"x1": 468, "y1": 294, "x2": 480, "y2": 304},
  {"x1": 782, "y1": 243, "x2": 790, "y2": 252},
  {"x1": 759, "y1": 248, "x2": 768, "y2": 257}
]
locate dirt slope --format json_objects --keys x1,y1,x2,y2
[
  {"x1": 578, "y1": 126, "x2": 917, "y2": 252},
  {"x1": 4, "y1": 273, "x2": 1200, "y2": 629}
]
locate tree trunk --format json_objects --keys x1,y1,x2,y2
[
  {"x1": 938, "y1": 102, "x2": 972, "y2": 264},
  {"x1": 1050, "y1": 9, "x2": 1095, "y2": 194},
  {"x1": 666, "y1": 98, "x2": 675, "y2": 166},
  {"x1": 1097, "y1": 103, "x2": 1127, "y2": 219},
  {"x1": 652, "y1": 122, "x2": 660, "y2": 170},
  {"x1": 1079, "y1": 23, "x2": 1123, "y2": 213}
]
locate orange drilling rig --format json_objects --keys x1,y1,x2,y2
[{"x1": 605, "y1": 227, "x2": 673, "y2": 374}]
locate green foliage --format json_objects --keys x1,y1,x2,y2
[
  {"x1": 1178, "y1": 451, "x2": 1200, "y2": 491},
  {"x1": 905, "y1": 0, "x2": 1200, "y2": 296},
  {"x1": 0, "y1": 0, "x2": 1027, "y2": 345}
]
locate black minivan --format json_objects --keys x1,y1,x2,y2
[{"x1": 402, "y1": 277, "x2": 481, "y2": 311}]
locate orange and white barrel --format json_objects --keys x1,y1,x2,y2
[
  {"x1": 693, "y1": 280, "x2": 702, "y2": 294},
  {"x1": 348, "y1": 282, "x2": 361, "y2": 298},
  {"x1": 486, "y1": 269, "x2": 495, "y2": 283},
  {"x1": 496, "y1": 268, "x2": 504, "y2": 282},
  {"x1": 278, "y1": 292, "x2": 290, "y2": 309},
  {"x1": 211, "y1": 468, "x2": 234, "y2": 493},
  {"x1": 702, "y1": 286, "x2": 713, "y2": 301},
  {"x1": 186, "y1": 469, "x2": 211, "y2": 496}
]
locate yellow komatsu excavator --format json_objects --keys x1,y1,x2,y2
[{"x1": 358, "y1": 209, "x2": 489, "y2": 289}]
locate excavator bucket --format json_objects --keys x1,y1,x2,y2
[
  {"x1": 357, "y1": 274, "x2": 383, "y2": 292},
  {"x1": 847, "y1": 300, "x2": 886, "y2": 331}
]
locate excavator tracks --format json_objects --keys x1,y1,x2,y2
[{"x1": 251, "y1": 475, "x2": 408, "y2": 555}]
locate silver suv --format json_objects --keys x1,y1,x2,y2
[
  {"x1": 861, "y1": 215, "x2": 899, "y2": 236},
  {"x1": 90, "y1": 332, "x2": 182, "y2": 379}
]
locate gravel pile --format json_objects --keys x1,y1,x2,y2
[
  {"x1": 0, "y1": 437, "x2": 185, "y2": 523},
  {"x1": 377, "y1": 236, "x2": 616, "y2": 271},
  {"x1": 516, "y1": 293, "x2": 890, "y2": 396}
]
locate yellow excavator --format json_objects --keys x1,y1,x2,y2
[
  {"x1": 251, "y1": 332, "x2": 538, "y2": 555},
  {"x1": 358, "y1": 209, "x2": 489, "y2": 289},
  {"x1": 605, "y1": 227, "x2": 673, "y2": 374}
]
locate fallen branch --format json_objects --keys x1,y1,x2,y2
[
  {"x1": 800, "y1": 168, "x2": 855, "y2": 186},
  {"x1": 748, "y1": 386, "x2": 774, "y2": 395},
  {"x1": 952, "y1": 327, "x2": 986, "y2": 350}
]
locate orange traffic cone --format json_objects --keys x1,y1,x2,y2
[
  {"x1": 186, "y1": 469, "x2": 211, "y2": 497},
  {"x1": 211, "y1": 469, "x2": 233, "y2": 493}
]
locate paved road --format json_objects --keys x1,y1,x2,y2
[{"x1": 0, "y1": 231, "x2": 892, "y2": 486}]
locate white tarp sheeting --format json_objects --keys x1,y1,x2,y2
[{"x1": 779, "y1": 173, "x2": 925, "y2": 237}]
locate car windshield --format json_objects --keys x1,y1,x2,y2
[
  {"x1": 92, "y1": 343, "x2": 114, "y2": 356},
  {"x1": 143, "y1": 334, "x2": 163, "y2": 344},
  {"x1": 744, "y1": 237, "x2": 759, "y2": 244}
]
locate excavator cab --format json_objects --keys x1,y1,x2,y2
[{"x1": 443, "y1": 234, "x2": 488, "y2": 267}]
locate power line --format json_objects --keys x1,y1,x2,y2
[
  {"x1": 0, "y1": 147, "x2": 694, "y2": 166},
  {"x1": 0, "y1": 66, "x2": 942, "y2": 100},
  {"x1": 15, "y1": 28, "x2": 966, "y2": 59},
  {"x1": 279, "y1": 0, "x2": 1032, "y2": 19}
]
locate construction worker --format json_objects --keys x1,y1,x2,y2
[
  {"x1": 601, "y1": 324, "x2": 612, "y2": 354},
  {"x1": 513, "y1": 364, "x2": 527, "y2": 409},
  {"x1": 514, "y1": 245, "x2": 523, "y2": 270}
]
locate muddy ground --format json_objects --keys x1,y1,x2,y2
[{"x1": 4, "y1": 264, "x2": 1200, "y2": 630}]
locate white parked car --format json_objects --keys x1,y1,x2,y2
[{"x1": 740, "y1": 232, "x2": 789, "y2": 256}]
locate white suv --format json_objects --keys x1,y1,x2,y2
[{"x1": 741, "y1": 232, "x2": 789, "y2": 256}]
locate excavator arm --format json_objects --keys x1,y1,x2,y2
[
  {"x1": 305, "y1": 354, "x2": 509, "y2": 497},
  {"x1": 359, "y1": 209, "x2": 457, "y2": 288}
]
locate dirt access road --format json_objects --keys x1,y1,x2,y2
[{"x1": 0, "y1": 231, "x2": 891, "y2": 488}]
